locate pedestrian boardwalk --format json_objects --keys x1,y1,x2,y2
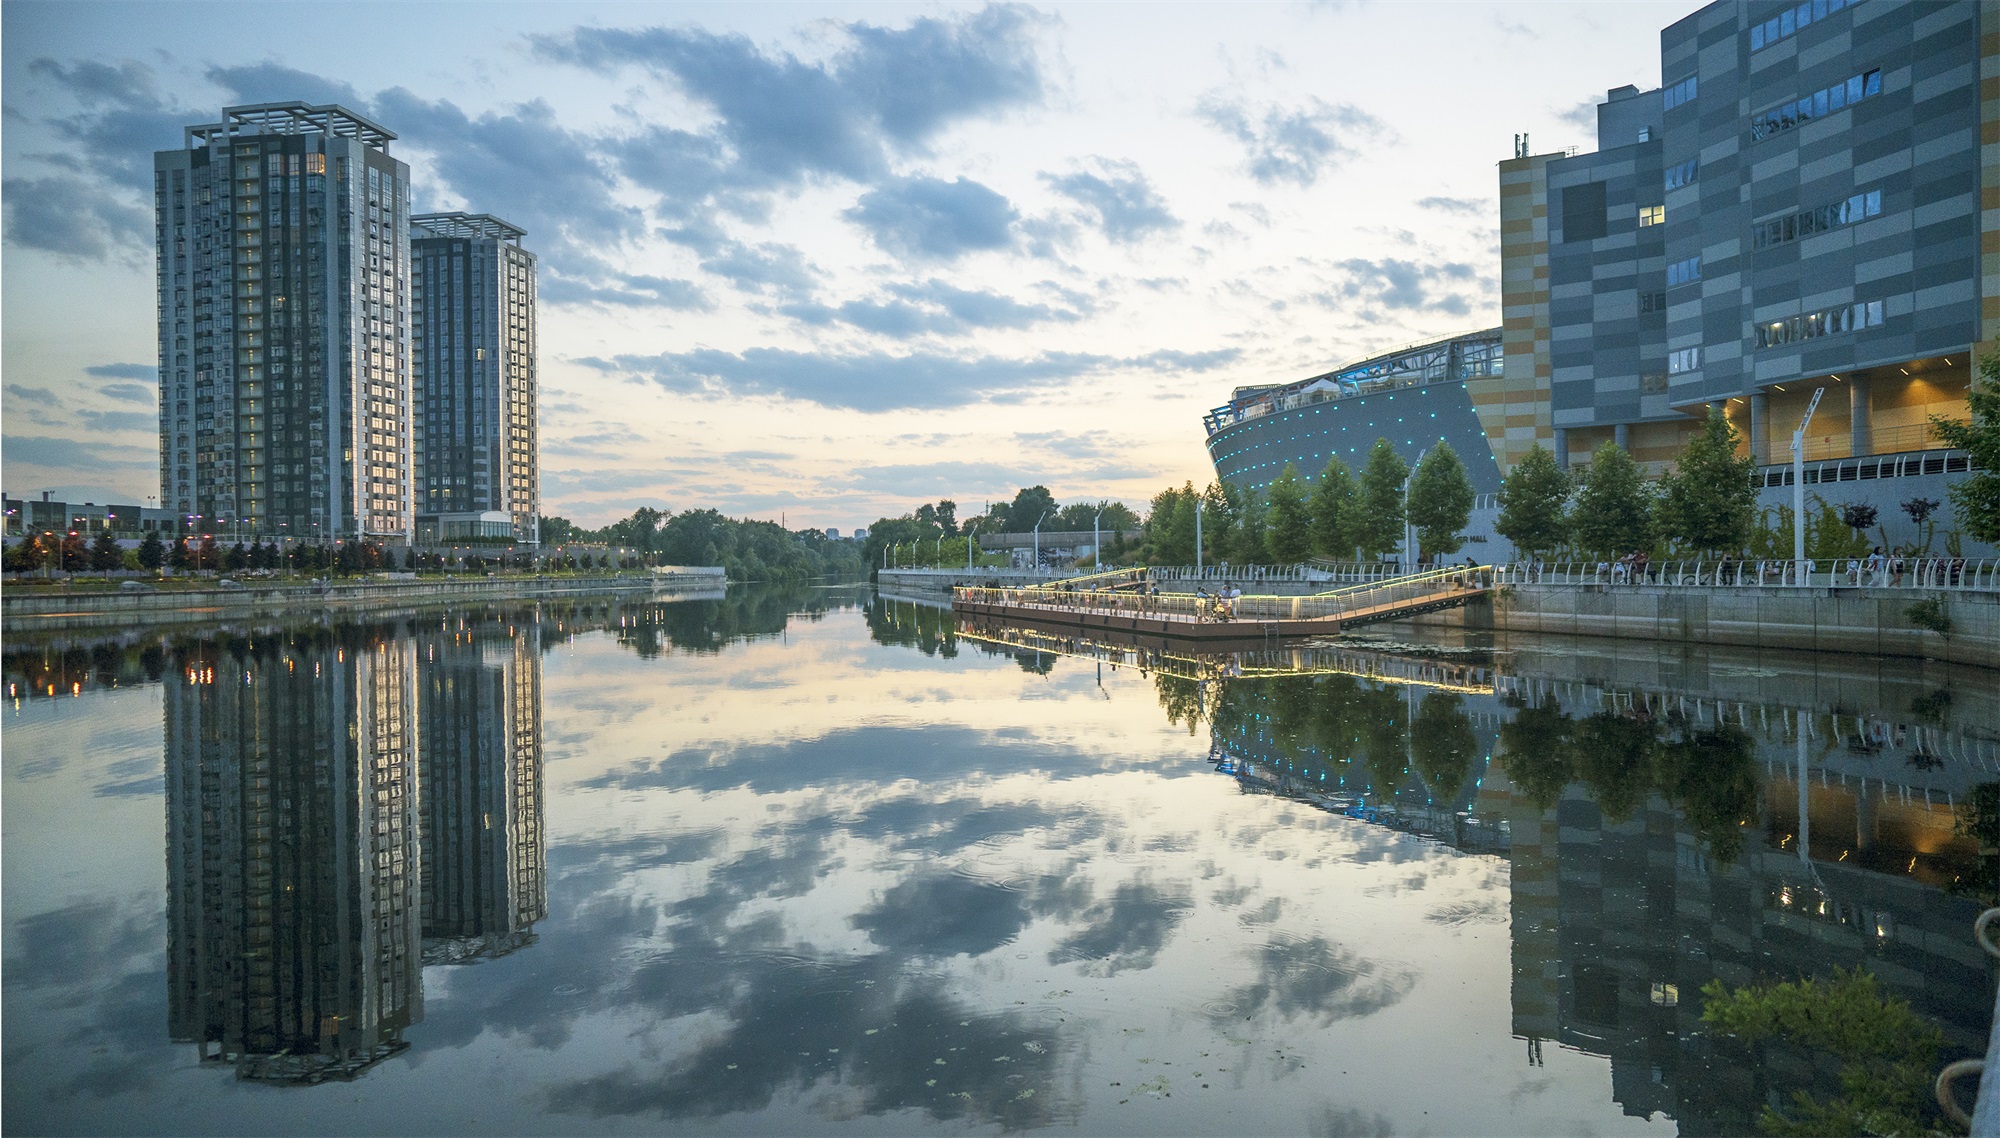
[{"x1": 951, "y1": 565, "x2": 1494, "y2": 642}]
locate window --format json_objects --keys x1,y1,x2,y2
[
  {"x1": 1665, "y1": 159, "x2": 1699, "y2": 191},
  {"x1": 1639, "y1": 290, "x2": 1668, "y2": 313},
  {"x1": 1754, "y1": 298, "x2": 1884, "y2": 348},
  {"x1": 1751, "y1": 0, "x2": 1848, "y2": 52},
  {"x1": 1752, "y1": 188, "x2": 1883, "y2": 250},
  {"x1": 1663, "y1": 74, "x2": 1699, "y2": 111},
  {"x1": 1666, "y1": 256, "x2": 1702, "y2": 287},
  {"x1": 1668, "y1": 346, "x2": 1702, "y2": 374},
  {"x1": 1750, "y1": 69, "x2": 1881, "y2": 141},
  {"x1": 1562, "y1": 182, "x2": 1609, "y2": 242}
]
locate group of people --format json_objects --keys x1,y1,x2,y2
[{"x1": 1192, "y1": 582, "x2": 1243, "y2": 621}]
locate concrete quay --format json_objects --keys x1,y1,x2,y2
[
  {"x1": 0, "y1": 572, "x2": 711, "y2": 634},
  {"x1": 1400, "y1": 581, "x2": 1999, "y2": 670}
]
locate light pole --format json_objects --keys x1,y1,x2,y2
[
  {"x1": 1093, "y1": 507, "x2": 1102, "y2": 570},
  {"x1": 1403, "y1": 446, "x2": 1430, "y2": 572},
  {"x1": 1032, "y1": 509, "x2": 1050, "y2": 570},
  {"x1": 1790, "y1": 387, "x2": 1826, "y2": 582}
]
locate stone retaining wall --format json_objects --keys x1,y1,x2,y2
[
  {"x1": 1, "y1": 574, "x2": 679, "y2": 633},
  {"x1": 1401, "y1": 583, "x2": 1998, "y2": 669}
]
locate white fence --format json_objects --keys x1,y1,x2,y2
[{"x1": 1495, "y1": 557, "x2": 2000, "y2": 591}]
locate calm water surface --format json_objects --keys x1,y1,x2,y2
[{"x1": 3, "y1": 584, "x2": 1993, "y2": 1135}]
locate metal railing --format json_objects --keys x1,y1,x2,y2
[
  {"x1": 1496, "y1": 557, "x2": 2000, "y2": 591},
  {"x1": 955, "y1": 566, "x2": 1495, "y2": 625}
]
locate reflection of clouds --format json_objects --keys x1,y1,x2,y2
[
  {"x1": 853, "y1": 873, "x2": 1030, "y2": 958},
  {"x1": 1, "y1": 897, "x2": 167, "y2": 1112},
  {"x1": 1312, "y1": 1104, "x2": 1397, "y2": 1137},
  {"x1": 1213, "y1": 936, "x2": 1417, "y2": 1025},
  {"x1": 1047, "y1": 878, "x2": 1192, "y2": 975}
]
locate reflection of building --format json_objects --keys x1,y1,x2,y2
[
  {"x1": 165, "y1": 634, "x2": 422, "y2": 1083},
  {"x1": 1507, "y1": 781, "x2": 1990, "y2": 1134},
  {"x1": 418, "y1": 622, "x2": 546, "y2": 963}
]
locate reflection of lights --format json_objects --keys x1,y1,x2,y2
[
  {"x1": 1907, "y1": 858, "x2": 1917, "y2": 873},
  {"x1": 1780, "y1": 886, "x2": 1793, "y2": 907}
]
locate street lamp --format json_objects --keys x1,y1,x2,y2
[{"x1": 1032, "y1": 509, "x2": 1050, "y2": 570}]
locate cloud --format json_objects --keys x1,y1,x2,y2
[
  {"x1": 77, "y1": 410, "x2": 156, "y2": 433},
  {"x1": 95, "y1": 383, "x2": 154, "y2": 405},
  {"x1": 83, "y1": 363, "x2": 154, "y2": 380},
  {"x1": 781, "y1": 279, "x2": 1080, "y2": 336},
  {"x1": 1557, "y1": 97, "x2": 1600, "y2": 131},
  {"x1": 580, "y1": 343, "x2": 1236, "y2": 412},
  {"x1": 1327, "y1": 257, "x2": 1481, "y2": 316},
  {"x1": 1, "y1": 435, "x2": 155, "y2": 470},
  {"x1": 1042, "y1": 160, "x2": 1177, "y2": 243},
  {"x1": 373, "y1": 90, "x2": 643, "y2": 256},
  {"x1": 537, "y1": 7, "x2": 1044, "y2": 194},
  {"x1": 1415, "y1": 196, "x2": 1485, "y2": 216},
  {"x1": 1196, "y1": 94, "x2": 1386, "y2": 187},
  {"x1": 845, "y1": 176, "x2": 1016, "y2": 260},
  {"x1": 3, "y1": 174, "x2": 150, "y2": 259},
  {"x1": 540, "y1": 268, "x2": 711, "y2": 310},
  {"x1": 24, "y1": 59, "x2": 184, "y2": 192},
  {"x1": 204, "y1": 62, "x2": 363, "y2": 109},
  {"x1": 5, "y1": 384, "x2": 61, "y2": 406}
]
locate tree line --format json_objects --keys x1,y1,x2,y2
[
  {"x1": 1142, "y1": 438, "x2": 1476, "y2": 567},
  {"x1": 539, "y1": 507, "x2": 863, "y2": 582}
]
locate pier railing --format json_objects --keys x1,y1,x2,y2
[
  {"x1": 1496, "y1": 557, "x2": 2000, "y2": 591},
  {"x1": 955, "y1": 565, "x2": 1494, "y2": 625}
]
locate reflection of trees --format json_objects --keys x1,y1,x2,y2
[
  {"x1": 1496, "y1": 697, "x2": 1761, "y2": 864},
  {"x1": 1154, "y1": 673, "x2": 1210, "y2": 735},
  {"x1": 1496, "y1": 697, "x2": 1573, "y2": 808},
  {"x1": 863, "y1": 596, "x2": 958, "y2": 657},
  {"x1": 623, "y1": 585, "x2": 827, "y2": 657},
  {"x1": 1360, "y1": 687, "x2": 1411, "y2": 794},
  {"x1": 1411, "y1": 693, "x2": 1477, "y2": 802}
]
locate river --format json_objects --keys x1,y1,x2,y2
[{"x1": 3, "y1": 583, "x2": 1992, "y2": 1135}]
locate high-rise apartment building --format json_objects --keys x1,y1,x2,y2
[
  {"x1": 410, "y1": 213, "x2": 539, "y2": 544},
  {"x1": 156, "y1": 102, "x2": 413, "y2": 543},
  {"x1": 165, "y1": 631, "x2": 422, "y2": 1083},
  {"x1": 418, "y1": 621, "x2": 546, "y2": 964}
]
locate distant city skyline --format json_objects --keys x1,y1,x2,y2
[{"x1": 4, "y1": 0, "x2": 1691, "y2": 531}]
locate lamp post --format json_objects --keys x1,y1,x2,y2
[
  {"x1": 1093, "y1": 507, "x2": 1102, "y2": 570},
  {"x1": 1790, "y1": 387, "x2": 1826, "y2": 583},
  {"x1": 1032, "y1": 510, "x2": 1050, "y2": 570},
  {"x1": 1403, "y1": 446, "x2": 1430, "y2": 572}
]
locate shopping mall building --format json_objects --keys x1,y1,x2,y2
[{"x1": 1206, "y1": 0, "x2": 1994, "y2": 556}]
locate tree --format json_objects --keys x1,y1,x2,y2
[
  {"x1": 1309, "y1": 457, "x2": 1359, "y2": 561},
  {"x1": 1355, "y1": 438, "x2": 1408, "y2": 560},
  {"x1": 1655, "y1": 408, "x2": 1758, "y2": 555},
  {"x1": 1147, "y1": 483, "x2": 1197, "y2": 564},
  {"x1": 539, "y1": 515, "x2": 585, "y2": 545},
  {"x1": 1496, "y1": 444, "x2": 1570, "y2": 560},
  {"x1": 5, "y1": 534, "x2": 48, "y2": 573},
  {"x1": 136, "y1": 530, "x2": 166, "y2": 571},
  {"x1": 59, "y1": 532, "x2": 88, "y2": 572},
  {"x1": 1407, "y1": 443, "x2": 1475, "y2": 563},
  {"x1": 90, "y1": 531, "x2": 123, "y2": 572},
  {"x1": 1264, "y1": 463, "x2": 1313, "y2": 563},
  {"x1": 169, "y1": 536, "x2": 192, "y2": 570},
  {"x1": 1932, "y1": 351, "x2": 2000, "y2": 542},
  {"x1": 1003, "y1": 486, "x2": 1058, "y2": 533},
  {"x1": 1569, "y1": 441, "x2": 1654, "y2": 557},
  {"x1": 1701, "y1": 969, "x2": 1949, "y2": 1137}
]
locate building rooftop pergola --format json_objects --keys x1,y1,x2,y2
[
  {"x1": 187, "y1": 102, "x2": 397, "y2": 151},
  {"x1": 411, "y1": 212, "x2": 528, "y2": 244}
]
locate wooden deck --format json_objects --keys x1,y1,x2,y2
[{"x1": 951, "y1": 576, "x2": 1491, "y2": 642}]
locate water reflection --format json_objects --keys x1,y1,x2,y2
[{"x1": 1, "y1": 589, "x2": 1993, "y2": 1134}]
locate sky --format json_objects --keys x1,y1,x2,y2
[{"x1": 1, "y1": 0, "x2": 1693, "y2": 532}]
